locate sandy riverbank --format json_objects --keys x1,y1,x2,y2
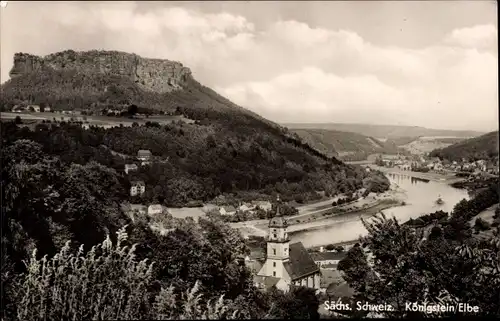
[{"x1": 234, "y1": 183, "x2": 407, "y2": 239}]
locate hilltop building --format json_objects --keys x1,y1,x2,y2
[
  {"x1": 130, "y1": 181, "x2": 146, "y2": 197},
  {"x1": 124, "y1": 163, "x2": 138, "y2": 174},
  {"x1": 137, "y1": 149, "x2": 152, "y2": 165},
  {"x1": 253, "y1": 196, "x2": 321, "y2": 292}
]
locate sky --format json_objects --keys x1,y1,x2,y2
[{"x1": 0, "y1": 1, "x2": 498, "y2": 131}]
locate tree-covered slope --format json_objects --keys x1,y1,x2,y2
[
  {"x1": 430, "y1": 131, "x2": 499, "y2": 161},
  {"x1": 291, "y1": 128, "x2": 404, "y2": 161}
]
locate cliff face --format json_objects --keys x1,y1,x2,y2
[{"x1": 9, "y1": 50, "x2": 192, "y2": 93}]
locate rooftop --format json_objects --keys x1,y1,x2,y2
[
  {"x1": 284, "y1": 242, "x2": 320, "y2": 281},
  {"x1": 254, "y1": 275, "x2": 280, "y2": 290},
  {"x1": 137, "y1": 150, "x2": 152, "y2": 156},
  {"x1": 310, "y1": 252, "x2": 347, "y2": 261}
]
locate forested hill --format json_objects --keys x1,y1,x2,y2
[
  {"x1": 1, "y1": 49, "x2": 391, "y2": 207},
  {"x1": 430, "y1": 131, "x2": 499, "y2": 162},
  {"x1": 290, "y1": 128, "x2": 405, "y2": 161},
  {"x1": 284, "y1": 122, "x2": 484, "y2": 139},
  {"x1": 2, "y1": 51, "x2": 391, "y2": 319}
]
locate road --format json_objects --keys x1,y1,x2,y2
[{"x1": 231, "y1": 185, "x2": 405, "y2": 237}]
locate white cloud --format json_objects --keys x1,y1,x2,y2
[
  {"x1": 444, "y1": 24, "x2": 497, "y2": 50},
  {"x1": 1, "y1": 2, "x2": 497, "y2": 131}
]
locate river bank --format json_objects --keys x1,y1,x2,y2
[
  {"x1": 368, "y1": 165, "x2": 465, "y2": 184},
  {"x1": 289, "y1": 172, "x2": 469, "y2": 248},
  {"x1": 234, "y1": 183, "x2": 407, "y2": 239}
]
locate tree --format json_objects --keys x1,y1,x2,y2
[
  {"x1": 338, "y1": 211, "x2": 500, "y2": 318},
  {"x1": 14, "y1": 116, "x2": 22, "y2": 124},
  {"x1": 128, "y1": 104, "x2": 139, "y2": 115},
  {"x1": 267, "y1": 287, "x2": 320, "y2": 319},
  {"x1": 474, "y1": 217, "x2": 491, "y2": 232}
]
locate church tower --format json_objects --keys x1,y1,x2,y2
[{"x1": 263, "y1": 195, "x2": 290, "y2": 278}]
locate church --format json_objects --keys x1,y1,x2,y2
[{"x1": 252, "y1": 200, "x2": 321, "y2": 292}]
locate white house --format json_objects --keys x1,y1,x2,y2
[
  {"x1": 239, "y1": 203, "x2": 256, "y2": 212},
  {"x1": 124, "y1": 164, "x2": 138, "y2": 174},
  {"x1": 254, "y1": 202, "x2": 321, "y2": 293},
  {"x1": 148, "y1": 204, "x2": 163, "y2": 216},
  {"x1": 219, "y1": 205, "x2": 237, "y2": 216},
  {"x1": 252, "y1": 200, "x2": 272, "y2": 212},
  {"x1": 130, "y1": 181, "x2": 146, "y2": 197},
  {"x1": 310, "y1": 252, "x2": 346, "y2": 269},
  {"x1": 28, "y1": 104, "x2": 40, "y2": 112}
]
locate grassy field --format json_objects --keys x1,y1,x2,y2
[{"x1": 0, "y1": 111, "x2": 193, "y2": 127}]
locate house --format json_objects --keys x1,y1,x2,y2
[
  {"x1": 11, "y1": 105, "x2": 27, "y2": 113},
  {"x1": 254, "y1": 201, "x2": 321, "y2": 293},
  {"x1": 252, "y1": 200, "x2": 272, "y2": 212},
  {"x1": 44, "y1": 106, "x2": 52, "y2": 112},
  {"x1": 124, "y1": 164, "x2": 138, "y2": 174},
  {"x1": 137, "y1": 150, "x2": 152, "y2": 162},
  {"x1": 244, "y1": 248, "x2": 266, "y2": 274},
  {"x1": 239, "y1": 203, "x2": 256, "y2": 212},
  {"x1": 27, "y1": 105, "x2": 40, "y2": 112},
  {"x1": 130, "y1": 181, "x2": 146, "y2": 196},
  {"x1": 310, "y1": 252, "x2": 346, "y2": 269},
  {"x1": 219, "y1": 205, "x2": 237, "y2": 216},
  {"x1": 147, "y1": 204, "x2": 163, "y2": 216}
]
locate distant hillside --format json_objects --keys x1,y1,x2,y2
[
  {"x1": 400, "y1": 137, "x2": 468, "y2": 155},
  {"x1": 284, "y1": 123, "x2": 484, "y2": 140},
  {"x1": 291, "y1": 128, "x2": 405, "y2": 161},
  {"x1": 429, "y1": 131, "x2": 499, "y2": 162},
  {"x1": 0, "y1": 49, "x2": 391, "y2": 207}
]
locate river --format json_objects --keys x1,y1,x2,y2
[{"x1": 290, "y1": 172, "x2": 470, "y2": 248}]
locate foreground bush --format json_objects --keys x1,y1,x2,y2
[{"x1": 14, "y1": 226, "x2": 236, "y2": 321}]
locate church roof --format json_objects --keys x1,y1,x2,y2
[{"x1": 284, "y1": 242, "x2": 320, "y2": 281}]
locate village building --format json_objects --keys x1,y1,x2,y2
[
  {"x1": 137, "y1": 150, "x2": 152, "y2": 165},
  {"x1": 253, "y1": 201, "x2": 321, "y2": 292},
  {"x1": 252, "y1": 200, "x2": 273, "y2": 212},
  {"x1": 238, "y1": 203, "x2": 256, "y2": 213},
  {"x1": 219, "y1": 205, "x2": 237, "y2": 216},
  {"x1": 310, "y1": 251, "x2": 346, "y2": 269},
  {"x1": 124, "y1": 164, "x2": 138, "y2": 174},
  {"x1": 147, "y1": 204, "x2": 163, "y2": 216},
  {"x1": 130, "y1": 181, "x2": 146, "y2": 197},
  {"x1": 11, "y1": 105, "x2": 27, "y2": 113},
  {"x1": 27, "y1": 104, "x2": 40, "y2": 112}
]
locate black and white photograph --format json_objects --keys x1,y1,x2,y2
[{"x1": 1, "y1": 1, "x2": 498, "y2": 319}]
